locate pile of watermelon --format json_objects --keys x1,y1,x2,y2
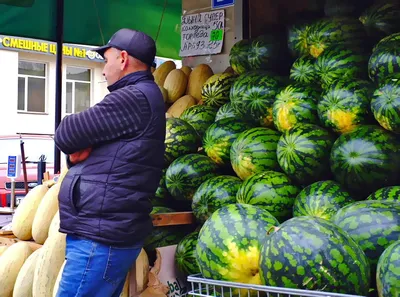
[{"x1": 149, "y1": 1, "x2": 400, "y2": 296}]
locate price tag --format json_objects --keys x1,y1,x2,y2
[{"x1": 210, "y1": 29, "x2": 224, "y2": 41}]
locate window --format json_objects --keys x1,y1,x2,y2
[
  {"x1": 17, "y1": 61, "x2": 47, "y2": 113},
  {"x1": 66, "y1": 66, "x2": 91, "y2": 114}
]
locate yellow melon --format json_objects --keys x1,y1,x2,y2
[
  {"x1": 187, "y1": 64, "x2": 214, "y2": 101},
  {"x1": 167, "y1": 95, "x2": 196, "y2": 118},
  {"x1": 163, "y1": 69, "x2": 188, "y2": 103},
  {"x1": 153, "y1": 61, "x2": 176, "y2": 86}
]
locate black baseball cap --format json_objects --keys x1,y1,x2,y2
[{"x1": 94, "y1": 28, "x2": 156, "y2": 66}]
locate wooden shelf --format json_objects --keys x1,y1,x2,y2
[{"x1": 151, "y1": 212, "x2": 196, "y2": 227}]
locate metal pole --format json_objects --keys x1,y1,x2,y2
[
  {"x1": 54, "y1": 0, "x2": 64, "y2": 174},
  {"x1": 10, "y1": 179, "x2": 15, "y2": 211}
]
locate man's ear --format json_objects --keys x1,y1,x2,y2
[{"x1": 120, "y1": 51, "x2": 129, "y2": 69}]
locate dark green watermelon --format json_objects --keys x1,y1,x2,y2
[
  {"x1": 369, "y1": 41, "x2": 400, "y2": 83},
  {"x1": 229, "y1": 39, "x2": 251, "y2": 75},
  {"x1": 230, "y1": 71, "x2": 283, "y2": 127},
  {"x1": 260, "y1": 216, "x2": 370, "y2": 295},
  {"x1": 373, "y1": 32, "x2": 400, "y2": 51},
  {"x1": 203, "y1": 118, "x2": 253, "y2": 166},
  {"x1": 376, "y1": 240, "x2": 400, "y2": 297},
  {"x1": 165, "y1": 154, "x2": 219, "y2": 201},
  {"x1": 332, "y1": 200, "x2": 400, "y2": 280},
  {"x1": 277, "y1": 124, "x2": 335, "y2": 186},
  {"x1": 367, "y1": 186, "x2": 400, "y2": 201},
  {"x1": 180, "y1": 105, "x2": 217, "y2": 138},
  {"x1": 236, "y1": 171, "x2": 300, "y2": 222},
  {"x1": 215, "y1": 102, "x2": 238, "y2": 121},
  {"x1": 164, "y1": 118, "x2": 200, "y2": 165},
  {"x1": 175, "y1": 232, "x2": 200, "y2": 276},
  {"x1": 315, "y1": 45, "x2": 368, "y2": 89},
  {"x1": 248, "y1": 34, "x2": 286, "y2": 71},
  {"x1": 330, "y1": 125, "x2": 400, "y2": 197},
  {"x1": 273, "y1": 84, "x2": 320, "y2": 133},
  {"x1": 196, "y1": 204, "x2": 279, "y2": 291},
  {"x1": 371, "y1": 78, "x2": 400, "y2": 133},
  {"x1": 287, "y1": 21, "x2": 311, "y2": 57},
  {"x1": 289, "y1": 56, "x2": 318, "y2": 84},
  {"x1": 306, "y1": 17, "x2": 367, "y2": 58},
  {"x1": 318, "y1": 79, "x2": 373, "y2": 134},
  {"x1": 201, "y1": 73, "x2": 236, "y2": 108},
  {"x1": 230, "y1": 127, "x2": 281, "y2": 180},
  {"x1": 293, "y1": 180, "x2": 355, "y2": 220},
  {"x1": 151, "y1": 169, "x2": 171, "y2": 207},
  {"x1": 192, "y1": 175, "x2": 242, "y2": 224}
]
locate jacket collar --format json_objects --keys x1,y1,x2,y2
[{"x1": 107, "y1": 70, "x2": 154, "y2": 92}]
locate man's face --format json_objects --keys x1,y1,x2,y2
[{"x1": 102, "y1": 48, "x2": 123, "y2": 86}]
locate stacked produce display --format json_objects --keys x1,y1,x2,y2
[{"x1": 155, "y1": 1, "x2": 400, "y2": 296}]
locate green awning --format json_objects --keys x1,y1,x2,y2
[{"x1": 0, "y1": 0, "x2": 182, "y2": 59}]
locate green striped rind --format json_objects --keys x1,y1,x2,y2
[
  {"x1": 165, "y1": 154, "x2": 219, "y2": 201},
  {"x1": 229, "y1": 39, "x2": 251, "y2": 75},
  {"x1": 359, "y1": 2, "x2": 400, "y2": 41},
  {"x1": 192, "y1": 175, "x2": 242, "y2": 224},
  {"x1": 293, "y1": 180, "x2": 355, "y2": 220},
  {"x1": 318, "y1": 79, "x2": 373, "y2": 134},
  {"x1": 306, "y1": 17, "x2": 367, "y2": 58},
  {"x1": 230, "y1": 71, "x2": 283, "y2": 127},
  {"x1": 273, "y1": 84, "x2": 320, "y2": 133},
  {"x1": 315, "y1": 45, "x2": 368, "y2": 89},
  {"x1": 196, "y1": 204, "x2": 279, "y2": 289},
  {"x1": 201, "y1": 73, "x2": 236, "y2": 108},
  {"x1": 373, "y1": 32, "x2": 400, "y2": 51},
  {"x1": 376, "y1": 240, "x2": 400, "y2": 297},
  {"x1": 289, "y1": 56, "x2": 318, "y2": 84},
  {"x1": 151, "y1": 169, "x2": 171, "y2": 207},
  {"x1": 164, "y1": 118, "x2": 200, "y2": 165},
  {"x1": 180, "y1": 105, "x2": 217, "y2": 138},
  {"x1": 277, "y1": 124, "x2": 335, "y2": 186},
  {"x1": 145, "y1": 207, "x2": 194, "y2": 255},
  {"x1": 248, "y1": 35, "x2": 282, "y2": 70},
  {"x1": 260, "y1": 216, "x2": 371, "y2": 295},
  {"x1": 236, "y1": 171, "x2": 300, "y2": 222},
  {"x1": 330, "y1": 125, "x2": 400, "y2": 197},
  {"x1": 371, "y1": 79, "x2": 400, "y2": 133},
  {"x1": 368, "y1": 42, "x2": 400, "y2": 83},
  {"x1": 203, "y1": 118, "x2": 253, "y2": 166},
  {"x1": 332, "y1": 200, "x2": 400, "y2": 277},
  {"x1": 366, "y1": 186, "x2": 400, "y2": 201},
  {"x1": 230, "y1": 128, "x2": 281, "y2": 180},
  {"x1": 175, "y1": 232, "x2": 200, "y2": 276},
  {"x1": 287, "y1": 22, "x2": 311, "y2": 57},
  {"x1": 215, "y1": 102, "x2": 238, "y2": 121}
]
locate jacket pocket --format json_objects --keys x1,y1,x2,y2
[
  {"x1": 74, "y1": 179, "x2": 106, "y2": 215},
  {"x1": 59, "y1": 174, "x2": 80, "y2": 216}
]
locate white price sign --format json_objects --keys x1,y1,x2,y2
[{"x1": 179, "y1": 10, "x2": 225, "y2": 57}]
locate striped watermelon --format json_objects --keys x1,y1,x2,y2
[
  {"x1": 373, "y1": 32, "x2": 400, "y2": 51},
  {"x1": 315, "y1": 45, "x2": 368, "y2": 89},
  {"x1": 196, "y1": 204, "x2": 279, "y2": 293},
  {"x1": 330, "y1": 125, "x2": 400, "y2": 197},
  {"x1": 306, "y1": 17, "x2": 367, "y2": 58},
  {"x1": 333, "y1": 200, "x2": 400, "y2": 279},
  {"x1": 229, "y1": 39, "x2": 251, "y2": 75},
  {"x1": 376, "y1": 240, "x2": 400, "y2": 297},
  {"x1": 201, "y1": 73, "x2": 236, "y2": 108},
  {"x1": 318, "y1": 79, "x2": 373, "y2": 134},
  {"x1": 151, "y1": 169, "x2": 171, "y2": 207},
  {"x1": 371, "y1": 78, "x2": 400, "y2": 133},
  {"x1": 203, "y1": 118, "x2": 253, "y2": 166},
  {"x1": 366, "y1": 186, "x2": 400, "y2": 201},
  {"x1": 175, "y1": 232, "x2": 200, "y2": 276},
  {"x1": 164, "y1": 118, "x2": 200, "y2": 165},
  {"x1": 230, "y1": 71, "x2": 283, "y2": 127},
  {"x1": 260, "y1": 216, "x2": 370, "y2": 295},
  {"x1": 230, "y1": 128, "x2": 281, "y2": 180},
  {"x1": 287, "y1": 21, "x2": 311, "y2": 57},
  {"x1": 180, "y1": 105, "x2": 217, "y2": 138},
  {"x1": 192, "y1": 175, "x2": 242, "y2": 224},
  {"x1": 165, "y1": 154, "x2": 219, "y2": 201},
  {"x1": 289, "y1": 56, "x2": 318, "y2": 85},
  {"x1": 273, "y1": 84, "x2": 320, "y2": 133},
  {"x1": 369, "y1": 41, "x2": 400, "y2": 83},
  {"x1": 293, "y1": 180, "x2": 355, "y2": 220},
  {"x1": 236, "y1": 171, "x2": 300, "y2": 222},
  {"x1": 277, "y1": 124, "x2": 335, "y2": 186},
  {"x1": 215, "y1": 102, "x2": 238, "y2": 121},
  {"x1": 248, "y1": 34, "x2": 285, "y2": 71},
  {"x1": 359, "y1": 1, "x2": 400, "y2": 42}
]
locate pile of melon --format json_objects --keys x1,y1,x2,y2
[{"x1": 0, "y1": 168, "x2": 149, "y2": 297}]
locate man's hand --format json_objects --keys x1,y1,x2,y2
[{"x1": 69, "y1": 147, "x2": 92, "y2": 164}]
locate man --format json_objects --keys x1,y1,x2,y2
[{"x1": 54, "y1": 28, "x2": 166, "y2": 297}]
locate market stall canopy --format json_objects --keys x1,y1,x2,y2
[{"x1": 0, "y1": 0, "x2": 182, "y2": 59}]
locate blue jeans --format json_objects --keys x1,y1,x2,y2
[{"x1": 55, "y1": 235, "x2": 142, "y2": 297}]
